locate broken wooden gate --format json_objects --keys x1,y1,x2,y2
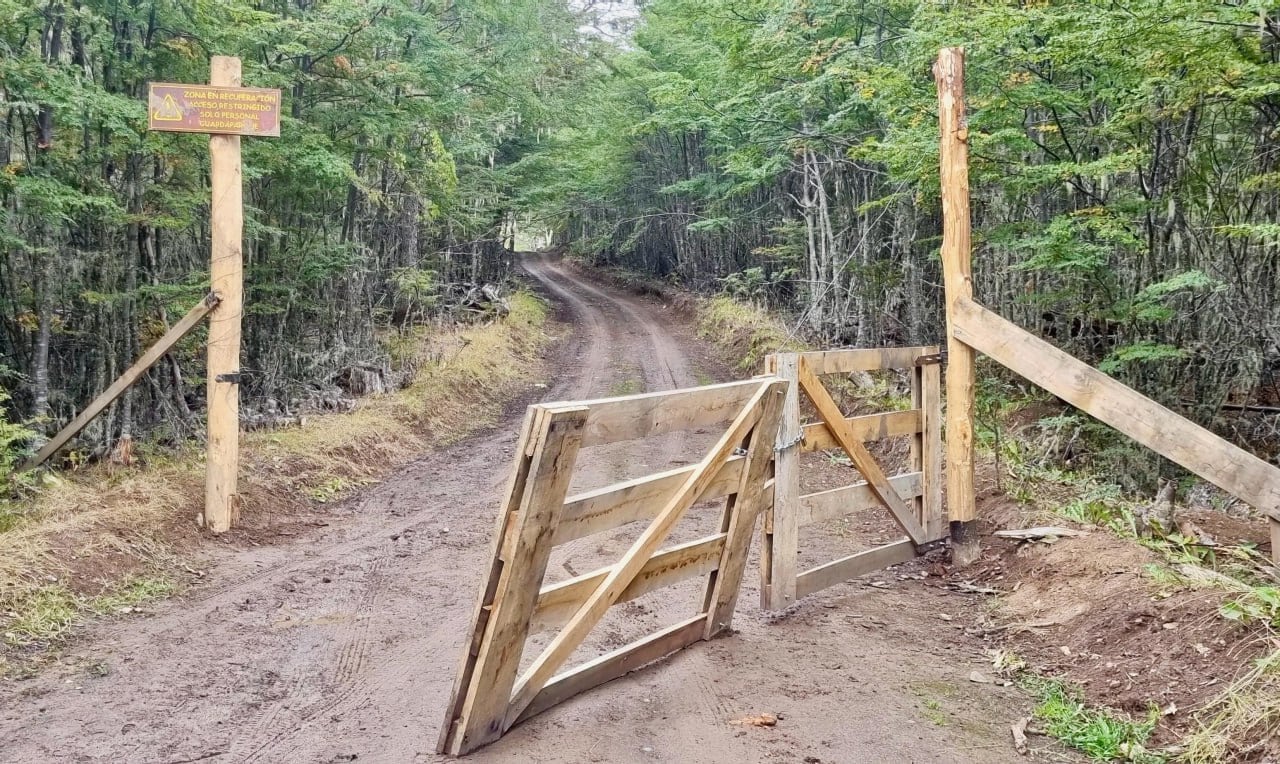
[
  {"x1": 439, "y1": 377, "x2": 786, "y2": 755},
  {"x1": 761, "y1": 347, "x2": 946, "y2": 610}
]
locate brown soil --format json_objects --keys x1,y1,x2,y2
[
  {"x1": 945, "y1": 484, "x2": 1277, "y2": 750},
  {"x1": 0, "y1": 257, "x2": 1077, "y2": 763}
]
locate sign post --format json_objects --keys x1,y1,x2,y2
[{"x1": 148, "y1": 57, "x2": 281, "y2": 533}]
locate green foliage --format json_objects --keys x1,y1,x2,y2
[
  {"x1": 2, "y1": 586, "x2": 79, "y2": 647},
  {"x1": 718, "y1": 267, "x2": 794, "y2": 308},
  {"x1": 392, "y1": 267, "x2": 441, "y2": 323},
  {"x1": 515, "y1": 0, "x2": 1280, "y2": 433},
  {"x1": 0, "y1": 385, "x2": 35, "y2": 517},
  {"x1": 1022, "y1": 676, "x2": 1163, "y2": 763},
  {"x1": 0, "y1": 0, "x2": 586, "y2": 450},
  {"x1": 1099, "y1": 342, "x2": 1188, "y2": 374},
  {"x1": 1220, "y1": 587, "x2": 1280, "y2": 630}
]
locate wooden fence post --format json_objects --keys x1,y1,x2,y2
[
  {"x1": 934, "y1": 46, "x2": 980, "y2": 566},
  {"x1": 762, "y1": 354, "x2": 800, "y2": 609},
  {"x1": 204, "y1": 55, "x2": 245, "y2": 533},
  {"x1": 913, "y1": 359, "x2": 945, "y2": 542}
]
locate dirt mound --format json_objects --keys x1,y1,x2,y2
[{"x1": 961, "y1": 525, "x2": 1272, "y2": 745}]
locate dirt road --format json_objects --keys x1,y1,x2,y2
[{"x1": 1, "y1": 257, "x2": 1049, "y2": 763}]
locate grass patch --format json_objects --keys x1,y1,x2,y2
[
  {"x1": 1022, "y1": 675, "x2": 1162, "y2": 762},
  {"x1": 697, "y1": 295, "x2": 806, "y2": 372},
  {"x1": 609, "y1": 378, "x2": 641, "y2": 396},
  {"x1": 909, "y1": 681, "x2": 954, "y2": 727},
  {"x1": 3, "y1": 586, "x2": 79, "y2": 647},
  {"x1": 1181, "y1": 649, "x2": 1280, "y2": 763},
  {"x1": 89, "y1": 574, "x2": 176, "y2": 615}
]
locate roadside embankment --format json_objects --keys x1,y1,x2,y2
[{"x1": 0, "y1": 292, "x2": 553, "y2": 677}]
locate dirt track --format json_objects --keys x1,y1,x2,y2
[{"x1": 1, "y1": 257, "x2": 1055, "y2": 763}]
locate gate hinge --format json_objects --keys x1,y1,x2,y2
[
  {"x1": 914, "y1": 352, "x2": 947, "y2": 367},
  {"x1": 215, "y1": 371, "x2": 243, "y2": 384}
]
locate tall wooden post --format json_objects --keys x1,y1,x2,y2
[
  {"x1": 761, "y1": 353, "x2": 800, "y2": 610},
  {"x1": 205, "y1": 55, "x2": 244, "y2": 532},
  {"x1": 933, "y1": 47, "x2": 979, "y2": 566}
]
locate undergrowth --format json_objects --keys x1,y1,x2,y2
[
  {"x1": 1180, "y1": 650, "x2": 1280, "y2": 763},
  {"x1": 698, "y1": 295, "x2": 806, "y2": 372}
]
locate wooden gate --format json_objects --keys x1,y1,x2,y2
[
  {"x1": 439, "y1": 377, "x2": 786, "y2": 755},
  {"x1": 761, "y1": 348, "x2": 946, "y2": 610}
]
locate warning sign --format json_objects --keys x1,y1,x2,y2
[{"x1": 147, "y1": 83, "x2": 282, "y2": 137}]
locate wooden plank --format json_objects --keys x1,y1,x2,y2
[
  {"x1": 532, "y1": 534, "x2": 726, "y2": 633},
  {"x1": 703, "y1": 380, "x2": 783, "y2": 638},
  {"x1": 513, "y1": 614, "x2": 707, "y2": 726},
  {"x1": 799, "y1": 472, "x2": 923, "y2": 527},
  {"x1": 437, "y1": 406, "x2": 542, "y2": 754},
  {"x1": 505, "y1": 380, "x2": 784, "y2": 726},
  {"x1": 910, "y1": 366, "x2": 926, "y2": 539},
  {"x1": 796, "y1": 346, "x2": 937, "y2": 375},
  {"x1": 797, "y1": 358, "x2": 928, "y2": 545},
  {"x1": 21, "y1": 293, "x2": 220, "y2": 470},
  {"x1": 796, "y1": 539, "x2": 917, "y2": 599},
  {"x1": 952, "y1": 297, "x2": 1280, "y2": 524},
  {"x1": 800, "y1": 409, "x2": 921, "y2": 453},
  {"x1": 934, "y1": 46, "x2": 978, "y2": 547},
  {"x1": 441, "y1": 406, "x2": 588, "y2": 755},
  {"x1": 553, "y1": 456, "x2": 745, "y2": 545},
  {"x1": 920, "y1": 360, "x2": 946, "y2": 541},
  {"x1": 762, "y1": 354, "x2": 801, "y2": 611},
  {"x1": 1271, "y1": 518, "x2": 1280, "y2": 565},
  {"x1": 205, "y1": 55, "x2": 246, "y2": 533},
  {"x1": 541, "y1": 378, "x2": 768, "y2": 448}
]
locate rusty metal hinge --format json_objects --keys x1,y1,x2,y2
[
  {"x1": 215, "y1": 371, "x2": 243, "y2": 384},
  {"x1": 914, "y1": 351, "x2": 948, "y2": 367}
]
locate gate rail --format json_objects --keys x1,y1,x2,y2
[{"x1": 761, "y1": 347, "x2": 945, "y2": 610}]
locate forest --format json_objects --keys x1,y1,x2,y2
[
  {"x1": 4, "y1": 0, "x2": 1280, "y2": 482},
  {"x1": 0, "y1": 0, "x2": 593, "y2": 467}
]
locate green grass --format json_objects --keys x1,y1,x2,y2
[
  {"x1": 698, "y1": 295, "x2": 805, "y2": 371},
  {"x1": 908, "y1": 681, "x2": 955, "y2": 727},
  {"x1": 89, "y1": 575, "x2": 176, "y2": 615},
  {"x1": 3, "y1": 574, "x2": 177, "y2": 650},
  {"x1": 608, "y1": 377, "x2": 641, "y2": 396},
  {"x1": 1022, "y1": 676, "x2": 1162, "y2": 762},
  {"x1": 3, "y1": 586, "x2": 79, "y2": 646}
]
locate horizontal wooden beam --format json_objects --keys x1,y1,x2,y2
[
  {"x1": 554, "y1": 456, "x2": 745, "y2": 545},
  {"x1": 952, "y1": 297, "x2": 1280, "y2": 522},
  {"x1": 795, "y1": 346, "x2": 938, "y2": 375},
  {"x1": 531, "y1": 534, "x2": 726, "y2": 633},
  {"x1": 796, "y1": 539, "x2": 916, "y2": 599},
  {"x1": 542, "y1": 379, "x2": 769, "y2": 448},
  {"x1": 799, "y1": 472, "x2": 924, "y2": 528},
  {"x1": 801, "y1": 409, "x2": 921, "y2": 453},
  {"x1": 513, "y1": 614, "x2": 707, "y2": 726},
  {"x1": 22, "y1": 293, "x2": 220, "y2": 470}
]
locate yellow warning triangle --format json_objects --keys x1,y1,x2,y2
[{"x1": 152, "y1": 93, "x2": 183, "y2": 121}]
